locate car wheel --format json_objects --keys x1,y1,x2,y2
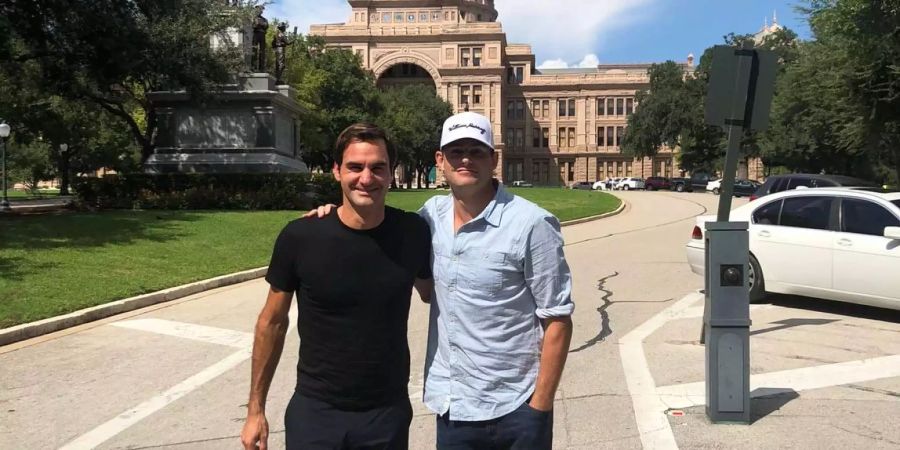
[
  {"x1": 623, "y1": 185, "x2": 630, "y2": 191},
  {"x1": 676, "y1": 184, "x2": 684, "y2": 192},
  {"x1": 712, "y1": 188, "x2": 720, "y2": 195},
  {"x1": 748, "y1": 254, "x2": 766, "y2": 303}
]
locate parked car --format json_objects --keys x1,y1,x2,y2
[
  {"x1": 686, "y1": 188, "x2": 900, "y2": 310},
  {"x1": 708, "y1": 179, "x2": 761, "y2": 196},
  {"x1": 616, "y1": 177, "x2": 645, "y2": 190},
  {"x1": 571, "y1": 181, "x2": 594, "y2": 190},
  {"x1": 595, "y1": 177, "x2": 621, "y2": 191},
  {"x1": 690, "y1": 172, "x2": 714, "y2": 192},
  {"x1": 592, "y1": 180, "x2": 608, "y2": 190},
  {"x1": 670, "y1": 177, "x2": 690, "y2": 192},
  {"x1": 510, "y1": 180, "x2": 533, "y2": 187},
  {"x1": 645, "y1": 176, "x2": 672, "y2": 191},
  {"x1": 751, "y1": 173, "x2": 877, "y2": 201}
]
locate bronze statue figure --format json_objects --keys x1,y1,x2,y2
[
  {"x1": 272, "y1": 22, "x2": 294, "y2": 84},
  {"x1": 251, "y1": 6, "x2": 269, "y2": 72}
]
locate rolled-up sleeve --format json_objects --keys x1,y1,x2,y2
[{"x1": 524, "y1": 215, "x2": 575, "y2": 319}]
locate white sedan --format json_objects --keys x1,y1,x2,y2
[{"x1": 686, "y1": 188, "x2": 900, "y2": 310}]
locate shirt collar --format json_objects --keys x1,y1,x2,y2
[{"x1": 437, "y1": 179, "x2": 510, "y2": 228}]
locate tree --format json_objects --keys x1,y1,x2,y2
[
  {"x1": 280, "y1": 34, "x2": 383, "y2": 171},
  {"x1": 0, "y1": 0, "x2": 247, "y2": 162},
  {"x1": 805, "y1": 0, "x2": 900, "y2": 184},
  {"x1": 377, "y1": 85, "x2": 453, "y2": 188}
]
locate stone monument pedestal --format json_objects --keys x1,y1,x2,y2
[{"x1": 144, "y1": 73, "x2": 307, "y2": 173}]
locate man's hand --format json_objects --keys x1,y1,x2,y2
[
  {"x1": 302, "y1": 204, "x2": 337, "y2": 219},
  {"x1": 241, "y1": 412, "x2": 270, "y2": 450}
]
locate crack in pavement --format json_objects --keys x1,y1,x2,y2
[
  {"x1": 846, "y1": 384, "x2": 900, "y2": 399},
  {"x1": 570, "y1": 272, "x2": 619, "y2": 352}
]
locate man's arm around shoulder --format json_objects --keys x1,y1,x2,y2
[{"x1": 241, "y1": 287, "x2": 293, "y2": 450}]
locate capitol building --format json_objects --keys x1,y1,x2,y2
[{"x1": 310, "y1": 0, "x2": 697, "y2": 185}]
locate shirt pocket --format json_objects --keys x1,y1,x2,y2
[{"x1": 460, "y1": 251, "x2": 513, "y2": 296}]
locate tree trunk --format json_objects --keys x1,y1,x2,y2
[{"x1": 59, "y1": 155, "x2": 70, "y2": 196}]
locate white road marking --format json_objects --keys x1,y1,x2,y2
[
  {"x1": 655, "y1": 354, "x2": 900, "y2": 410},
  {"x1": 111, "y1": 318, "x2": 253, "y2": 348},
  {"x1": 59, "y1": 348, "x2": 251, "y2": 450},
  {"x1": 619, "y1": 292, "x2": 703, "y2": 450},
  {"x1": 61, "y1": 306, "x2": 298, "y2": 449},
  {"x1": 675, "y1": 304, "x2": 774, "y2": 320}
]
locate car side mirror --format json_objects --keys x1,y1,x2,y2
[{"x1": 884, "y1": 226, "x2": 900, "y2": 240}]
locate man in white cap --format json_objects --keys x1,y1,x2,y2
[{"x1": 419, "y1": 111, "x2": 574, "y2": 449}]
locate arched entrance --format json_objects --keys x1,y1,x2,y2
[{"x1": 376, "y1": 63, "x2": 436, "y2": 92}]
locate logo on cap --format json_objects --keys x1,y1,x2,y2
[{"x1": 448, "y1": 123, "x2": 487, "y2": 135}]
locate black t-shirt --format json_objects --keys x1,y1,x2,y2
[{"x1": 265, "y1": 207, "x2": 432, "y2": 410}]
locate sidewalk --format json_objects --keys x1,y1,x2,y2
[
  {"x1": 629, "y1": 292, "x2": 900, "y2": 449},
  {"x1": 3, "y1": 196, "x2": 74, "y2": 214}
]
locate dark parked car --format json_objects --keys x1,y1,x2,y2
[
  {"x1": 732, "y1": 179, "x2": 761, "y2": 197},
  {"x1": 571, "y1": 181, "x2": 594, "y2": 190},
  {"x1": 645, "y1": 176, "x2": 672, "y2": 191},
  {"x1": 669, "y1": 172, "x2": 712, "y2": 192},
  {"x1": 751, "y1": 173, "x2": 877, "y2": 200}
]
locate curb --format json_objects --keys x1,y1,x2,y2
[
  {"x1": 0, "y1": 267, "x2": 267, "y2": 347},
  {"x1": 1, "y1": 196, "x2": 626, "y2": 347},
  {"x1": 560, "y1": 197, "x2": 627, "y2": 227}
]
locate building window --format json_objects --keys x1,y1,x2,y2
[
  {"x1": 408, "y1": 13, "x2": 416, "y2": 22},
  {"x1": 460, "y1": 48, "x2": 470, "y2": 66},
  {"x1": 558, "y1": 127, "x2": 575, "y2": 147},
  {"x1": 616, "y1": 126, "x2": 625, "y2": 146},
  {"x1": 558, "y1": 98, "x2": 575, "y2": 117},
  {"x1": 507, "y1": 161, "x2": 524, "y2": 181},
  {"x1": 473, "y1": 85, "x2": 482, "y2": 105},
  {"x1": 532, "y1": 100, "x2": 540, "y2": 118},
  {"x1": 507, "y1": 129, "x2": 515, "y2": 149},
  {"x1": 420, "y1": 12, "x2": 428, "y2": 22},
  {"x1": 616, "y1": 98, "x2": 624, "y2": 116},
  {"x1": 445, "y1": 11, "x2": 450, "y2": 20},
  {"x1": 533, "y1": 160, "x2": 549, "y2": 183},
  {"x1": 625, "y1": 161, "x2": 633, "y2": 177},
  {"x1": 606, "y1": 126, "x2": 614, "y2": 147},
  {"x1": 606, "y1": 99, "x2": 614, "y2": 116},
  {"x1": 383, "y1": 12, "x2": 392, "y2": 23},
  {"x1": 477, "y1": 14, "x2": 482, "y2": 21},
  {"x1": 626, "y1": 98, "x2": 634, "y2": 116},
  {"x1": 473, "y1": 47, "x2": 482, "y2": 66},
  {"x1": 568, "y1": 161, "x2": 575, "y2": 182},
  {"x1": 507, "y1": 100, "x2": 524, "y2": 119},
  {"x1": 507, "y1": 66, "x2": 524, "y2": 84},
  {"x1": 371, "y1": 13, "x2": 379, "y2": 22},
  {"x1": 432, "y1": 11, "x2": 441, "y2": 21},
  {"x1": 460, "y1": 85, "x2": 470, "y2": 106},
  {"x1": 394, "y1": 12, "x2": 404, "y2": 22},
  {"x1": 516, "y1": 129, "x2": 524, "y2": 148},
  {"x1": 451, "y1": 11, "x2": 456, "y2": 21},
  {"x1": 597, "y1": 127, "x2": 605, "y2": 146},
  {"x1": 597, "y1": 98, "x2": 606, "y2": 116}
]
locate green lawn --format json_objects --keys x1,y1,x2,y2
[
  {"x1": 0, "y1": 188, "x2": 619, "y2": 328},
  {"x1": 387, "y1": 187, "x2": 620, "y2": 222}
]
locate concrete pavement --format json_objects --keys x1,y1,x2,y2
[{"x1": 1, "y1": 191, "x2": 898, "y2": 449}]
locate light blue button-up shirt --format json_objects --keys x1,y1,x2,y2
[{"x1": 418, "y1": 183, "x2": 575, "y2": 421}]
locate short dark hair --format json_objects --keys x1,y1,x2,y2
[{"x1": 333, "y1": 123, "x2": 396, "y2": 168}]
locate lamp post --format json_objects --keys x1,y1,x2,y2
[
  {"x1": 0, "y1": 123, "x2": 11, "y2": 212},
  {"x1": 59, "y1": 143, "x2": 69, "y2": 196}
]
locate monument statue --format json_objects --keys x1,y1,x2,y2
[
  {"x1": 251, "y1": 6, "x2": 269, "y2": 72},
  {"x1": 272, "y1": 22, "x2": 294, "y2": 84}
]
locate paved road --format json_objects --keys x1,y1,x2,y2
[{"x1": 2, "y1": 191, "x2": 898, "y2": 449}]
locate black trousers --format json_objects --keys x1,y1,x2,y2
[
  {"x1": 284, "y1": 391, "x2": 412, "y2": 450},
  {"x1": 435, "y1": 401, "x2": 553, "y2": 450}
]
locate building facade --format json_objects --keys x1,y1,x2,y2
[{"x1": 310, "y1": 0, "x2": 692, "y2": 186}]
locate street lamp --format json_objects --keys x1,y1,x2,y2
[{"x1": 0, "y1": 123, "x2": 10, "y2": 212}]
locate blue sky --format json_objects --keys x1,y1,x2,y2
[{"x1": 269, "y1": 0, "x2": 812, "y2": 68}]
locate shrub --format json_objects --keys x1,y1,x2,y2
[{"x1": 73, "y1": 173, "x2": 340, "y2": 210}]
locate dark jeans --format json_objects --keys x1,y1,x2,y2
[
  {"x1": 435, "y1": 401, "x2": 553, "y2": 450},
  {"x1": 284, "y1": 391, "x2": 412, "y2": 450}
]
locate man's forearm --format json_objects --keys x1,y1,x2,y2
[
  {"x1": 247, "y1": 316, "x2": 290, "y2": 415},
  {"x1": 530, "y1": 316, "x2": 573, "y2": 411}
]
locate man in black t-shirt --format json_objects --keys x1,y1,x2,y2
[{"x1": 241, "y1": 123, "x2": 432, "y2": 450}]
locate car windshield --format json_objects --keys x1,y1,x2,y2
[{"x1": 893, "y1": 200, "x2": 900, "y2": 209}]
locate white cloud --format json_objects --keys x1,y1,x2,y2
[
  {"x1": 495, "y1": 0, "x2": 657, "y2": 63},
  {"x1": 270, "y1": 0, "x2": 657, "y2": 63},
  {"x1": 267, "y1": 0, "x2": 349, "y2": 35},
  {"x1": 537, "y1": 53, "x2": 600, "y2": 69}
]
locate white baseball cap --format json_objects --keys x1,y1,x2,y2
[{"x1": 440, "y1": 112, "x2": 494, "y2": 150}]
